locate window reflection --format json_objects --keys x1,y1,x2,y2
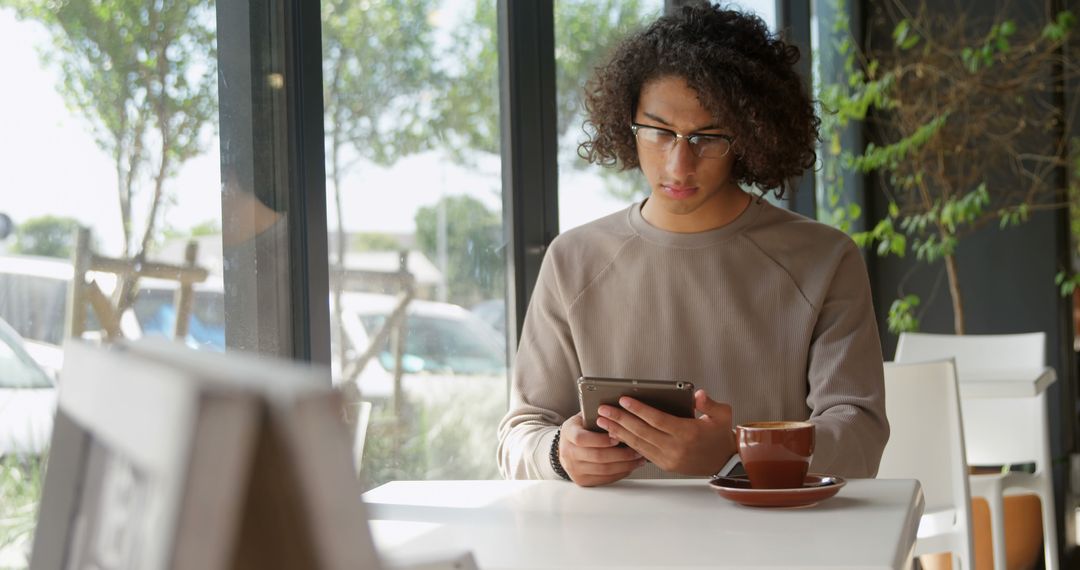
[
  {"x1": 0, "y1": 0, "x2": 227, "y2": 562},
  {"x1": 322, "y1": 0, "x2": 508, "y2": 489}
]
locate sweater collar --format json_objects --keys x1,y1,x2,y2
[{"x1": 628, "y1": 194, "x2": 765, "y2": 248}]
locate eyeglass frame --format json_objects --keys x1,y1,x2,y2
[{"x1": 629, "y1": 122, "x2": 735, "y2": 159}]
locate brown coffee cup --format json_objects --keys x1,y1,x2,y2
[{"x1": 736, "y1": 421, "x2": 815, "y2": 489}]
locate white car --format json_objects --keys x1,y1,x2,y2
[
  {"x1": 0, "y1": 317, "x2": 56, "y2": 456},
  {"x1": 332, "y1": 292, "x2": 507, "y2": 400}
]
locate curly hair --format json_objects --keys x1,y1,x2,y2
[{"x1": 578, "y1": 3, "x2": 820, "y2": 197}]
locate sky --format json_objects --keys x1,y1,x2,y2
[{"x1": 0, "y1": 1, "x2": 775, "y2": 258}]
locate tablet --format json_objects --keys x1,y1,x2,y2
[{"x1": 576, "y1": 376, "x2": 695, "y2": 432}]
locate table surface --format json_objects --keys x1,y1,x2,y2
[
  {"x1": 364, "y1": 478, "x2": 925, "y2": 570},
  {"x1": 957, "y1": 366, "x2": 1056, "y2": 398}
]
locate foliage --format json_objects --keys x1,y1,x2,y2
[
  {"x1": 442, "y1": 0, "x2": 658, "y2": 200},
  {"x1": 1057, "y1": 140, "x2": 1080, "y2": 296},
  {"x1": 156, "y1": 218, "x2": 221, "y2": 251},
  {"x1": 322, "y1": 0, "x2": 440, "y2": 263},
  {"x1": 819, "y1": 0, "x2": 1077, "y2": 334},
  {"x1": 414, "y1": 196, "x2": 503, "y2": 306},
  {"x1": 4, "y1": 0, "x2": 217, "y2": 262},
  {"x1": 322, "y1": 0, "x2": 439, "y2": 175},
  {"x1": 887, "y1": 294, "x2": 920, "y2": 335},
  {"x1": 322, "y1": 0, "x2": 441, "y2": 419},
  {"x1": 351, "y1": 232, "x2": 403, "y2": 253},
  {"x1": 188, "y1": 219, "x2": 221, "y2": 238},
  {"x1": 358, "y1": 378, "x2": 505, "y2": 491},
  {"x1": 11, "y1": 215, "x2": 81, "y2": 258},
  {"x1": 0, "y1": 455, "x2": 44, "y2": 568}
]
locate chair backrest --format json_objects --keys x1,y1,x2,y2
[
  {"x1": 895, "y1": 332, "x2": 1045, "y2": 371},
  {"x1": 895, "y1": 332, "x2": 1047, "y2": 466},
  {"x1": 879, "y1": 360, "x2": 972, "y2": 520}
]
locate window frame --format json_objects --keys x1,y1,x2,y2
[{"x1": 254, "y1": 0, "x2": 816, "y2": 370}]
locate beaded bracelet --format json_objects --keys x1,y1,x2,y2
[{"x1": 550, "y1": 429, "x2": 571, "y2": 481}]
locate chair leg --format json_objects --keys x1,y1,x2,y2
[
  {"x1": 956, "y1": 545, "x2": 970, "y2": 570},
  {"x1": 986, "y1": 492, "x2": 1007, "y2": 570},
  {"x1": 1039, "y1": 487, "x2": 1059, "y2": 570}
]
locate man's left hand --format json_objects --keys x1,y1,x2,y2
[{"x1": 595, "y1": 389, "x2": 736, "y2": 476}]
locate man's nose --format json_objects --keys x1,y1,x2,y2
[{"x1": 666, "y1": 138, "x2": 697, "y2": 181}]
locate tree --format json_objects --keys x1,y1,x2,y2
[
  {"x1": 11, "y1": 215, "x2": 82, "y2": 258},
  {"x1": 4, "y1": 0, "x2": 217, "y2": 310},
  {"x1": 321, "y1": 0, "x2": 441, "y2": 384},
  {"x1": 414, "y1": 196, "x2": 503, "y2": 306},
  {"x1": 442, "y1": 0, "x2": 657, "y2": 200},
  {"x1": 322, "y1": 0, "x2": 440, "y2": 270},
  {"x1": 352, "y1": 232, "x2": 402, "y2": 252},
  {"x1": 819, "y1": 1, "x2": 1077, "y2": 335}
]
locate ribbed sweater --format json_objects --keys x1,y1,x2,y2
[{"x1": 497, "y1": 197, "x2": 889, "y2": 480}]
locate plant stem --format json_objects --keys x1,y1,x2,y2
[{"x1": 943, "y1": 250, "x2": 966, "y2": 334}]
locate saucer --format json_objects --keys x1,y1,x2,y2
[{"x1": 708, "y1": 474, "x2": 846, "y2": 508}]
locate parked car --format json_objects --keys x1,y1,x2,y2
[
  {"x1": 332, "y1": 292, "x2": 507, "y2": 400},
  {"x1": 470, "y1": 298, "x2": 507, "y2": 337},
  {"x1": 0, "y1": 253, "x2": 226, "y2": 352},
  {"x1": 0, "y1": 317, "x2": 56, "y2": 456}
]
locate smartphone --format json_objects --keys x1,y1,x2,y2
[{"x1": 577, "y1": 376, "x2": 696, "y2": 433}]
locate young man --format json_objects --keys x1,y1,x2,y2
[{"x1": 497, "y1": 4, "x2": 888, "y2": 486}]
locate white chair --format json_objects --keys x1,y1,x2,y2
[
  {"x1": 879, "y1": 360, "x2": 974, "y2": 569},
  {"x1": 895, "y1": 332, "x2": 1058, "y2": 570}
]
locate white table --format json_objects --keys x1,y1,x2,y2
[
  {"x1": 957, "y1": 366, "x2": 1056, "y2": 398},
  {"x1": 364, "y1": 479, "x2": 925, "y2": 570}
]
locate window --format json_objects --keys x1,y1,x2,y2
[
  {"x1": 0, "y1": 0, "x2": 303, "y2": 563},
  {"x1": 321, "y1": 0, "x2": 508, "y2": 490}
]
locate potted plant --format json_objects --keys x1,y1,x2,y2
[{"x1": 818, "y1": 0, "x2": 1078, "y2": 335}]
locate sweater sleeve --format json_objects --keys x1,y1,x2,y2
[
  {"x1": 805, "y1": 242, "x2": 890, "y2": 478},
  {"x1": 496, "y1": 243, "x2": 583, "y2": 479}
]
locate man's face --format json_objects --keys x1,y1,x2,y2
[{"x1": 633, "y1": 76, "x2": 740, "y2": 229}]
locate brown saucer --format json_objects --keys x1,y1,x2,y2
[{"x1": 708, "y1": 473, "x2": 846, "y2": 508}]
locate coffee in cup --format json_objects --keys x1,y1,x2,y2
[{"x1": 735, "y1": 421, "x2": 815, "y2": 489}]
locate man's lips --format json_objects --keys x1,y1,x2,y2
[{"x1": 661, "y1": 185, "x2": 698, "y2": 200}]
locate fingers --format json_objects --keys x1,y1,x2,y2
[
  {"x1": 596, "y1": 413, "x2": 664, "y2": 460},
  {"x1": 615, "y1": 397, "x2": 684, "y2": 432},
  {"x1": 695, "y1": 390, "x2": 733, "y2": 425},
  {"x1": 562, "y1": 413, "x2": 619, "y2": 448},
  {"x1": 574, "y1": 444, "x2": 642, "y2": 464},
  {"x1": 596, "y1": 400, "x2": 682, "y2": 453},
  {"x1": 559, "y1": 416, "x2": 647, "y2": 486},
  {"x1": 577, "y1": 457, "x2": 646, "y2": 477}
]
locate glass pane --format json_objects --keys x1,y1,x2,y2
[
  {"x1": 732, "y1": 1, "x2": 776, "y2": 31},
  {"x1": 556, "y1": 1, "x2": 665, "y2": 232},
  {"x1": 0, "y1": 0, "x2": 295, "y2": 563},
  {"x1": 810, "y1": 0, "x2": 863, "y2": 233},
  {"x1": 556, "y1": 2, "x2": 777, "y2": 231},
  {"x1": 322, "y1": 0, "x2": 507, "y2": 490}
]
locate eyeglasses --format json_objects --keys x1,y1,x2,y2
[{"x1": 630, "y1": 123, "x2": 734, "y2": 159}]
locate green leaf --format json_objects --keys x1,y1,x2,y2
[
  {"x1": 887, "y1": 295, "x2": 921, "y2": 334},
  {"x1": 1043, "y1": 11, "x2": 1075, "y2": 41},
  {"x1": 891, "y1": 234, "x2": 907, "y2": 257},
  {"x1": 889, "y1": 19, "x2": 907, "y2": 46}
]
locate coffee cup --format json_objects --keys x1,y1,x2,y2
[{"x1": 735, "y1": 421, "x2": 815, "y2": 489}]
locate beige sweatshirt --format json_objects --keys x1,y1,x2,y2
[{"x1": 497, "y1": 197, "x2": 889, "y2": 480}]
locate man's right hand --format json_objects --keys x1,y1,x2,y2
[{"x1": 559, "y1": 413, "x2": 647, "y2": 487}]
